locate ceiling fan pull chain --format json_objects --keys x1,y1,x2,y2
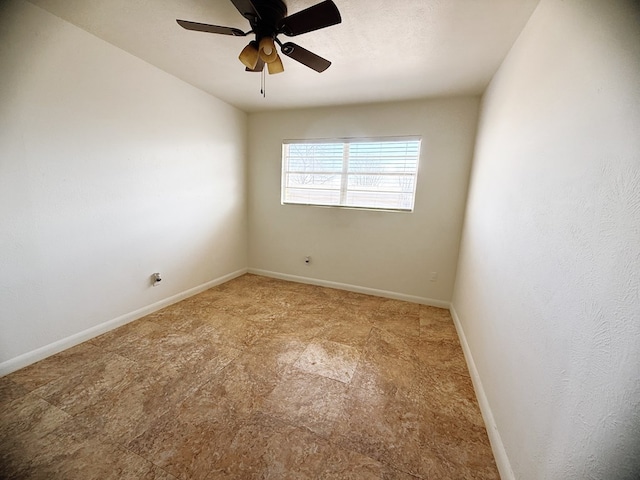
[{"x1": 261, "y1": 67, "x2": 266, "y2": 98}]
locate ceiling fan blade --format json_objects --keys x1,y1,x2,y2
[
  {"x1": 230, "y1": 0, "x2": 261, "y2": 22},
  {"x1": 246, "y1": 57, "x2": 265, "y2": 72},
  {"x1": 278, "y1": 0, "x2": 341, "y2": 36},
  {"x1": 176, "y1": 19, "x2": 246, "y2": 36},
  {"x1": 280, "y1": 42, "x2": 331, "y2": 72}
]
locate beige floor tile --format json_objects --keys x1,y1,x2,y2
[
  {"x1": 371, "y1": 298, "x2": 421, "y2": 319},
  {"x1": 191, "y1": 314, "x2": 271, "y2": 349},
  {"x1": 88, "y1": 319, "x2": 164, "y2": 351},
  {"x1": 209, "y1": 293, "x2": 267, "y2": 318},
  {"x1": 334, "y1": 291, "x2": 388, "y2": 309},
  {"x1": 364, "y1": 327, "x2": 419, "y2": 362},
  {"x1": 113, "y1": 329, "x2": 199, "y2": 368},
  {"x1": 415, "y1": 338, "x2": 471, "y2": 376},
  {"x1": 243, "y1": 334, "x2": 308, "y2": 369},
  {"x1": 419, "y1": 370, "x2": 485, "y2": 428},
  {"x1": 73, "y1": 359, "x2": 218, "y2": 445},
  {"x1": 259, "y1": 368, "x2": 350, "y2": 438},
  {"x1": 0, "y1": 376, "x2": 29, "y2": 410},
  {"x1": 419, "y1": 410, "x2": 499, "y2": 479},
  {"x1": 4, "y1": 414, "x2": 170, "y2": 480},
  {"x1": 175, "y1": 340, "x2": 243, "y2": 386},
  {"x1": 332, "y1": 387, "x2": 430, "y2": 477},
  {"x1": 31, "y1": 353, "x2": 136, "y2": 415},
  {"x1": 211, "y1": 412, "x2": 407, "y2": 480},
  {"x1": 146, "y1": 306, "x2": 216, "y2": 334},
  {"x1": 318, "y1": 319, "x2": 373, "y2": 348},
  {"x1": 127, "y1": 410, "x2": 239, "y2": 480},
  {"x1": 7, "y1": 343, "x2": 103, "y2": 391},
  {"x1": 178, "y1": 351, "x2": 283, "y2": 419},
  {"x1": 330, "y1": 301, "x2": 378, "y2": 325},
  {"x1": 143, "y1": 464, "x2": 180, "y2": 480},
  {"x1": 0, "y1": 394, "x2": 70, "y2": 444},
  {"x1": 293, "y1": 340, "x2": 361, "y2": 384},
  {"x1": 0, "y1": 395, "x2": 72, "y2": 478},
  {"x1": 351, "y1": 350, "x2": 420, "y2": 398},
  {"x1": 419, "y1": 320, "x2": 460, "y2": 342},
  {"x1": 419, "y1": 305, "x2": 453, "y2": 325},
  {"x1": 267, "y1": 311, "x2": 329, "y2": 340},
  {"x1": 126, "y1": 376, "x2": 258, "y2": 480}
]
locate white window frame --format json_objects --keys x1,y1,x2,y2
[{"x1": 281, "y1": 136, "x2": 421, "y2": 212}]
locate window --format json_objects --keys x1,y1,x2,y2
[{"x1": 281, "y1": 137, "x2": 421, "y2": 211}]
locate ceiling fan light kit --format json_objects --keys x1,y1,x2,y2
[
  {"x1": 238, "y1": 40, "x2": 260, "y2": 69},
  {"x1": 177, "y1": 0, "x2": 341, "y2": 78},
  {"x1": 258, "y1": 36, "x2": 278, "y2": 63},
  {"x1": 267, "y1": 53, "x2": 285, "y2": 74}
]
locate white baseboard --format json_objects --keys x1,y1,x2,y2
[
  {"x1": 248, "y1": 268, "x2": 450, "y2": 308},
  {"x1": 0, "y1": 268, "x2": 247, "y2": 377},
  {"x1": 449, "y1": 304, "x2": 514, "y2": 480}
]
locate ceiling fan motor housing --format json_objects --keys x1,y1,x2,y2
[{"x1": 249, "y1": 0, "x2": 287, "y2": 40}]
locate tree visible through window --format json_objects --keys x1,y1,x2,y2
[{"x1": 281, "y1": 137, "x2": 421, "y2": 211}]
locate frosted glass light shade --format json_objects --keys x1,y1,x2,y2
[
  {"x1": 239, "y1": 41, "x2": 259, "y2": 69},
  {"x1": 259, "y1": 37, "x2": 278, "y2": 63},
  {"x1": 268, "y1": 54, "x2": 284, "y2": 74}
]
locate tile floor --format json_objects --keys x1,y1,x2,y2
[{"x1": 0, "y1": 274, "x2": 499, "y2": 479}]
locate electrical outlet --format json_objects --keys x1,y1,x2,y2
[
  {"x1": 304, "y1": 256, "x2": 311, "y2": 265},
  {"x1": 430, "y1": 271, "x2": 438, "y2": 282}
]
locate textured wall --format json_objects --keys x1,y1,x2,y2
[
  {"x1": 0, "y1": 1, "x2": 247, "y2": 366},
  {"x1": 248, "y1": 98, "x2": 479, "y2": 303},
  {"x1": 453, "y1": 0, "x2": 640, "y2": 478}
]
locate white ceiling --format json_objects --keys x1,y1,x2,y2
[{"x1": 27, "y1": 0, "x2": 540, "y2": 112}]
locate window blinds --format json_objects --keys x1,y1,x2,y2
[{"x1": 282, "y1": 137, "x2": 421, "y2": 211}]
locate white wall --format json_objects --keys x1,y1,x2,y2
[
  {"x1": 0, "y1": 1, "x2": 248, "y2": 370},
  {"x1": 453, "y1": 0, "x2": 640, "y2": 479},
  {"x1": 248, "y1": 98, "x2": 479, "y2": 304}
]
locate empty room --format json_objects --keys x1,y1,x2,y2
[{"x1": 1, "y1": 0, "x2": 639, "y2": 479}]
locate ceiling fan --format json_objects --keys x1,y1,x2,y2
[{"x1": 177, "y1": 0, "x2": 341, "y2": 75}]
